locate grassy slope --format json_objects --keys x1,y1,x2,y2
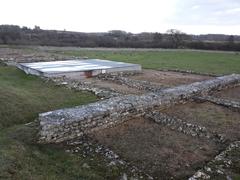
[
  {"x1": 0, "y1": 66, "x2": 96, "y2": 128},
  {"x1": 0, "y1": 65, "x2": 123, "y2": 179},
  {"x1": 0, "y1": 126, "x2": 107, "y2": 180},
  {"x1": 59, "y1": 50, "x2": 240, "y2": 75}
]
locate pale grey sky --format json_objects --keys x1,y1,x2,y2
[{"x1": 1, "y1": 0, "x2": 240, "y2": 35}]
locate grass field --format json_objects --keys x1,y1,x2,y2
[
  {"x1": 54, "y1": 49, "x2": 240, "y2": 75},
  {"x1": 1, "y1": 46, "x2": 240, "y2": 179},
  {"x1": 0, "y1": 66, "x2": 97, "y2": 129},
  {"x1": 0, "y1": 65, "x2": 126, "y2": 179}
]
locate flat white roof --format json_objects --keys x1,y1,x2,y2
[{"x1": 20, "y1": 59, "x2": 140, "y2": 74}]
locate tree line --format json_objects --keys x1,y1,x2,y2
[{"x1": 0, "y1": 25, "x2": 240, "y2": 51}]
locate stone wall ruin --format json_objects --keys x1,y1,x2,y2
[{"x1": 38, "y1": 74, "x2": 240, "y2": 143}]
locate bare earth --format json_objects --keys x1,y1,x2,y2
[
  {"x1": 162, "y1": 102, "x2": 240, "y2": 141},
  {"x1": 68, "y1": 70, "x2": 213, "y2": 95},
  {"x1": 90, "y1": 118, "x2": 220, "y2": 179},
  {"x1": 130, "y1": 69, "x2": 212, "y2": 86},
  {"x1": 211, "y1": 86, "x2": 240, "y2": 101},
  {"x1": 78, "y1": 78, "x2": 144, "y2": 95}
]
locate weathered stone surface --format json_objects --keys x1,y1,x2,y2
[
  {"x1": 65, "y1": 136, "x2": 153, "y2": 179},
  {"x1": 189, "y1": 141, "x2": 240, "y2": 180},
  {"x1": 49, "y1": 76, "x2": 122, "y2": 98},
  {"x1": 97, "y1": 73, "x2": 167, "y2": 92},
  {"x1": 195, "y1": 96, "x2": 240, "y2": 111},
  {"x1": 38, "y1": 74, "x2": 240, "y2": 143},
  {"x1": 145, "y1": 111, "x2": 225, "y2": 143},
  {"x1": 160, "y1": 69, "x2": 219, "y2": 77}
]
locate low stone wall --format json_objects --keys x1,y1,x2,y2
[
  {"x1": 160, "y1": 69, "x2": 219, "y2": 77},
  {"x1": 97, "y1": 73, "x2": 167, "y2": 92},
  {"x1": 189, "y1": 141, "x2": 240, "y2": 180},
  {"x1": 38, "y1": 74, "x2": 240, "y2": 143},
  {"x1": 196, "y1": 96, "x2": 240, "y2": 110},
  {"x1": 49, "y1": 77, "x2": 122, "y2": 99},
  {"x1": 144, "y1": 111, "x2": 225, "y2": 143}
]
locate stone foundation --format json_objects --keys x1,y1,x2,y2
[
  {"x1": 189, "y1": 141, "x2": 240, "y2": 180},
  {"x1": 97, "y1": 73, "x2": 167, "y2": 92},
  {"x1": 196, "y1": 96, "x2": 240, "y2": 110},
  {"x1": 49, "y1": 76, "x2": 122, "y2": 99},
  {"x1": 144, "y1": 111, "x2": 225, "y2": 143},
  {"x1": 38, "y1": 74, "x2": 240, "y2": 143}
]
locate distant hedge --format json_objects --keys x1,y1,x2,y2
[{"x1": 0, "y1": 25, "x2": 240, "y2": 51}]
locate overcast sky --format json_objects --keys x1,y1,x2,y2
[{"x1": 1, "y1": 0, "x2": 240, "y2": 35}]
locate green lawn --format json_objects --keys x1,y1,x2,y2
[
  {"x1": 0, "y1": 125, "x2": 119, "y2": 180},
  {"x1": 58, "y1": 49, "x2": 240, "y2": 75},
  {"x1": 0, "y1": 66, "x2": 97, "y2": 129},
  {"x1": 0, "y1": 65, "x2": 125, "y2": 179}
]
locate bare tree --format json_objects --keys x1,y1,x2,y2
[
  {"x1": 166, "y1": 29, "x2": 188, "y2": 48},
  {"x1": 228, "y1": 35, "x2": 235, "y2": 44}
]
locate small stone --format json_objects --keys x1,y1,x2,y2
[
  {"x1": 120, "y1": 173, "x2": 128, "y2": 180},
  {"x1": 205, "y1": 167, "x2": 212, "y2": 172},
  {"x1": 60, "y1": 82, "x2": 68, "y2": 85},
  {"x1": 118, "y1": 160, "x2": 125, "y2": 165},
  {"x1": 82, "y1": 163, "x2": 90, "y2": 169},
  {"x1": 108, "y1": 161, "x2": 116, "y2": 166},
  {"x1": 217, "y1": 169, "x2": 224, "y2": 174},
  {"x1": 193, "y1": 171, "x2": 210, "y2": 179}
]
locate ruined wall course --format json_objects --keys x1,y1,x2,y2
[{"x1": 38, "y1": 74, "x2": 240, "y2": 143}]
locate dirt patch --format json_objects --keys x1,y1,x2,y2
[
  {"x1": 89, "y1": 118, "x2": 220, "y2": 179},
  {"x1": 211, "y1": 86, "x2": 240, "y2": 101},
  {"x1": 92, "y1": 79, "x2": 143, "y2": 95},
  {"x1": 65, "y1": 69, "x2": 213, "y2": 95},
  {"x1": 130, "y1": 70, "x2": 212, "y2": 86},
  {"x1": 67, "y1": 76, "x2": 144, "y2": 95},
  {"x1": 162, "y1": 102, "x2": 240, "y2": 141}
]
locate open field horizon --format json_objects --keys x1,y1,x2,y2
[
  {"x1": 44, "y1": 47, "x2": 240, "y2": 75},
  {"x1": 1, "y1": 45, "x2": 239, "y2": 75}
]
